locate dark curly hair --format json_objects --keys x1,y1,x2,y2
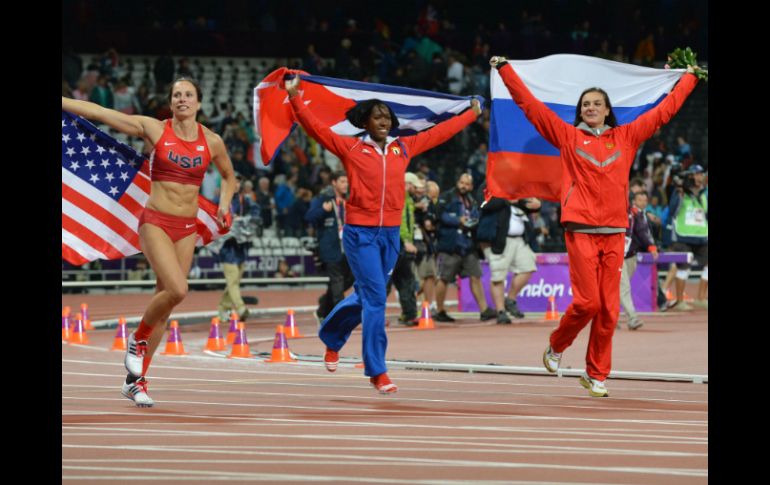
[
  {"x1": 573, "y1": 87, "x2": 617, "y2": 127},
  {"x1": 345, "y1": 99, "x2": 400, "y2": 131}
]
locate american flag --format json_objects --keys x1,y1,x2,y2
[{"x1": 61, "y1": 111, "x2": 227, "y2": 266}]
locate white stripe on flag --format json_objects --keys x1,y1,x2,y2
[
  {"x1": 490, "y1": 54, "x2": 685, "y2": 106},
  {"x1": 324, "y1": 85, "x2": 470, "y2": 114},
  {"x1": 124, "y1": 183, "x2": 150, "y2": 207},
  {"x1": 62, "y1": 229, "x2": 107, "y2": 261},
  {"x1": 62, "y1": 199, "x2": 140, "y2": 256},
  {"x1": 62, "y1": 168, "x2": 141, "y2": 229},
  {"x1": 197, "y1": 208, "x2": 220, "y2": 236}
]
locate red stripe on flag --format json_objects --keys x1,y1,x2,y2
[
  {"x1": 62, "y1": 183, "x2": 141, "y2": 248},
  {"x1": 133, "y1": 171, "x2": 151, "y2": 193},
  {"x1": 62, "y1": 213, "x2": 127, "y2": 260},
  {"x1": 62, "y1": 243, "x2": 89, "y2": 266},
  {"x1": 119, "y1": 192, "x2": 145, "y2": 218},
  {"x1": 486, "y1": 151, "x2": 563, "y2": 202}
]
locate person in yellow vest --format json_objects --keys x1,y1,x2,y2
[{"x1": 664, "y1": 165, "x2": 707, "y2": 311}]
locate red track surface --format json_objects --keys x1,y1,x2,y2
[{"x1": 63, "y1": 287, "x2": 707, "y2": 483}]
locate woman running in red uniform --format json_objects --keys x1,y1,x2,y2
[
  {"x1": 489, "y1": 55, "x2": 701, "y2": 397},
  {"x1": 62, "y1": 78, "x2": 237, "y2": 407}
]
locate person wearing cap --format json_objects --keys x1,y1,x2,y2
[
  {"x1": 214, "y1": 173, "x2": 261, "y2": 322},
  {"x1": 386, "y1": 172, "x2": 423, "y2": 326},
  {"x1": 664, "y1": 164, "x2": 707, "y2": 310}
]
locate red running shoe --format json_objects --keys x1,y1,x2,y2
[
  {"x1": 370, "y1": 372, "x2": 398, "y2": 394},
  {"x1": 324, "y1": 348, "x2": 339, "y2": 372}
]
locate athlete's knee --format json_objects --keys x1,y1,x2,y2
[
  {"x1": 165, "y1": 281, "x2": 189, "y2": 304},
  {"x1": 571, "y1": 299, "x2": 601, "y2": 317}
]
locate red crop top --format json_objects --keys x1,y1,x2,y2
[{"x1": 150, "y1": 119, "x2": 212, "y2": 186}]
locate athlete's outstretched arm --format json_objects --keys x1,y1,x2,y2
[{"x1": 62, "y1": 97, "x2": 163, "y2": 142}]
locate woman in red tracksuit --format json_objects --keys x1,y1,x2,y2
[
  {"x1": 489, "y1": 56, "x2": 700, "y2": 397},
  {"x1": 284, "y1": 74, "x2": 481, "y2": 394}
]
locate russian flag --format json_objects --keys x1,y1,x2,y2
[
  {"x1": 487, "y1": 54, "x2": 686, "y2": 201},
  {"x1": 253, "y1": 67, "x2": 483, "y2": 165}
]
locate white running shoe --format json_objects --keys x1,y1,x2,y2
[
  {"x1": 579, "y1": 373, "x2": 609, "y2": 397},
  {"x1": 543, "y1": 346, "x2": 562, "y2": 373},
  {"x1": 125, "y1": 332, "x2": 148, "y2": 377},
  {"x1": 121, "y1": 376, "x2": 154, "y2": 407}
]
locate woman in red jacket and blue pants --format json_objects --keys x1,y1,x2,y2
[
  {"x1": 490, "y1": 56, "x2": 701, "y2": 397},
  {"x1": 284, "y1": 75, "x2": 481, "y2": 393}
]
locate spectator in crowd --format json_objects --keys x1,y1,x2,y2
[
  {"x1": 113, "y1": 78, "x2": 141, "y2": 115},
  {"x1": 89, "y1": 74, "x2": 114, "y2": 108},
  {"x1": 434, "y1": 173, "x2": 497, "y2": 322},
  {"x1": 446, "y1": 52, "x2": 465, "y2": 95},
  {"x1": 619, "y1": 190, "x2": 658, "y2": 330},
  {"x1": 72, "y1": 78, "x2": 91, "y2": 101},
  {"x1": 305, "y1": 171, "x2": 355, "y2": 324},
  {"x1": 256, "y1": 176, "x2": 276, "y2": 231},
  {"x1": 214, "y1": 173, "x2": 261, "y2": 322},
  {"x1": 633, "y1": 32, "x2": 656, "y2": 66},
  {"x1": 285, "y1": 186, "x2": 313, "y2": 237},
  {"x1": 477, "y1": 193, "x2": 541, "y2": 323},
  {"x1": 200, "y1": 164, "x2": 221, "y2": 201},
  {"x1": 664, "y1": 164, "x2": 708, "y2": 311},
  {"x1": 275, "y1": 258, "x2": 298, "y2": 278},
  {"x1": 154, "y1": 51, "x2": 175, "y2": 90},
  {"x1": 273, "y1": 173, "x2": 297, "y2": 234},
  {"x1": 241, "y1": 179, "x2": 257, "y2": 203},
  {"x1": 466, "y1": 141, "x2": 488, "y2": 185}
]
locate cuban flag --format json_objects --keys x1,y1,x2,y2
[
  {"x1": 61, "y1": 111, "x2": 229, "y2": 266},
  {"x1": 487, "y1": 54, "x2": 687, "y2": 201},
  {"x1": 253, "y1": 67, "x2": 483, "y2": 165}
]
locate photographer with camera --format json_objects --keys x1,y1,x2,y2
[
  {"x1": 304, "y1": 171, "x2": 355, "y2": 324},
  {"x1": 477, "y1": 186, "x2": 541, "y2": 324},
  {"x1": 664, "y1": 164, "x2": 708, "y2": 311},
  {"x1": 434, "y1": 173, "x2": 497, "y2": 322},
  {"x1": 414, "y1": 174, "x2": 440, "y2": 315},
  {"x1": 385, "y1": 172, "x2": 423, "y2": 326},
  {"x1": 212, "y1": 173, "x2": 262, "y2": 322}
]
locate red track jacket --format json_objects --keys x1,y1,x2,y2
[
  {"x1": 290, "y1": 96, "x2": 477, "y2": 227},
  {"x1": 498, "y1": 64, "x2": 697, "y2": 228}
]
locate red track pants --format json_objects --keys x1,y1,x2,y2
[{"x1": 550, "y1": 232, "x2": 624, "y2": 381}]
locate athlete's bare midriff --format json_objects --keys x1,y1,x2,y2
[{"x1": 145, "y1": 180, "x2": 200, "y2": 218}]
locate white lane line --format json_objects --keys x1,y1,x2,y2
[
  {"x1": 61, "y1": 427, "x2": 706, "y2": 446},
  {"x1": 60, "y1": 429, "x2": 707, "y2": 457},
  {"x1": 62, "y1": 394, "x2": 709, "y2": 421},
  {"x1": 61, "y1": 458, "x2": 707, "y2": 478},
  {"x1": 62, "y1": 359, "x2": 709, "y2": 395},
  {"x1": 61, "y1": 379, "x2": 708, "y2": 405},
  {"x1": 60, "y1": 405, "x2": 707, "y2": 428},
  {"x1": 60, "y1": 472, "x2": 633, "y2": 485}
]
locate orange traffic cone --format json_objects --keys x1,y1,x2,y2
[
  {"x1": 68, "y1": 312, "x2": 90, "y2": 345},
  {"x1": 110, "y1": 317, "x2": 128, "y2": 351},
  {"x1": 545, "y1": 296, "x2": 560, "y2": 321},
  {"x1": 62, "y1": 307, "x2": 72, "y2": 341},
  {"x1": 227, "y1": 323, "x2": 254, "y2": 358},
  {"x1": 160, "y1": 320, "x2": 188, "y2": 355},
  {"x1": 416, "y1": 301, "x2": 436, "y2": 330},
  {"x1": 283, "y1": 309, "x2": 304, "y2": 338},
  {"x1": 265, "y1": 325, "x2": 297, "y2": 363},
  {"x1": 80, "y1": 303, "x2": 94, "y2": 330},
  {"x1": 204, "y1": 317, "x2": 226, "y2": 351},
  {"x1": 226, "y1": 310, "x2": 239, "y2": 345}
]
